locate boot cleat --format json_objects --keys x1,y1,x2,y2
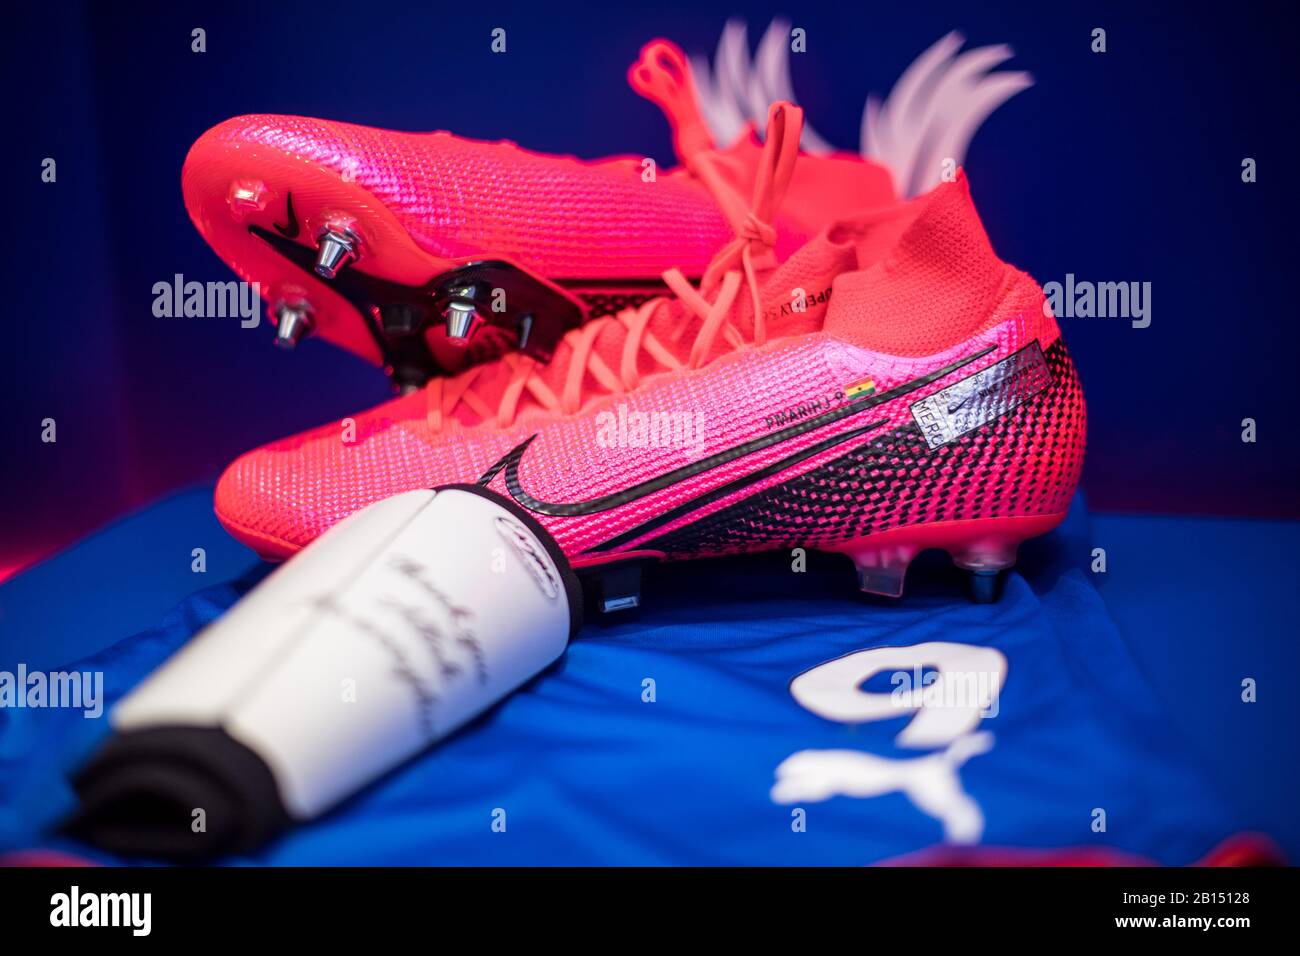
[
  {"x1": 840, "y1": 543, "x2": 919, "y2": 599},
  {"x1": 951, "y1": 542, "x2": 1020, "y2": 605},
  {"x1": 271, "y1": 300, "x2": 314, "y2": 349},
  {"x1": 441, "y1": 290, "x2": 481, "y2": 343},
  {"x1": 576, "y1": 557, "x2": 656, "y2": 615},
  {"x1": 226, "y1": 179, "x2": 269, "y2": 220},
  {"x1": 313, "y1": 226, "x2": 359, "y2": 280},
  {"x1": 966, "y1": 569, "x2": 1002, "y2": 604}
]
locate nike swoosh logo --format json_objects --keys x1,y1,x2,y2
[
  {"x1": 947, "y1": 389, "x2": 976, "y2": 413},
  {"x1": 477, "y1": 344, "x2": 997, "y2": 519},
  {"x1": 946, "y1": 361, "x2": 1017, "y2": 413},
  {"x1": 272, "y1": 193, "x2": 300, "y2": 239}
]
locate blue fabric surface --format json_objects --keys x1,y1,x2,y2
[
  {"x1": 0, "y1": 492, "x2": 1259, "y2": 865},
  {"x1": 1090, "y1": 512, "x2": 1300, "y2": 856}
]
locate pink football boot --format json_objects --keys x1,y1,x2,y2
[
  {"x1": 182, "y1": 41, "x2": 894, "y2": 389},
  {"x1": 214, "y1": 103, "x2": 1085, "y2": 605}
]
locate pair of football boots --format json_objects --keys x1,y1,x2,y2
[{"x1": 188, "y1": 33, "x2": 1085, "y2": 607}]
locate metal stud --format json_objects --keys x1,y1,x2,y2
[
  {"x1": 273, "y1": 302, "x2": 314, "y2": 348},
  {"x1": 314, "y1": 228, "x2": 358, "y2": 279},
  {"x1": 517, "y1": 312, "x2": 535, "y2": 350},
  {"x1": 442, "y1": 297, "x2": 480, "y2": 342}
]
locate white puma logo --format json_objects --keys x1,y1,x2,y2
[{"x1": 771, "y1": 732, "x2": 994, "y2": 844}]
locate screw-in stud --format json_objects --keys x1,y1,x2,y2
[
  {"x1": 314, "y1": 228, "x2": 358, "y2": 279},
  {"x1": 273, "y1": 302, "x2": 314, "y2": 348}
]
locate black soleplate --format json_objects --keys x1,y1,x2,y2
[{"x1": 250, "y1": 225, "x2": 586, "y2": 388}]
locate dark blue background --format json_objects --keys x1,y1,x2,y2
[{"x1": 4, "y1": 1, "x2": 1297, "y2": 571}]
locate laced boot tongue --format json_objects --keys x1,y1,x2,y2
[
  {"x1": 431, "y1": 101, "x2": 828, "y2": 431},
  {"x1": 680, "y1": 232, "x2": 859, "y2": 368},
  {"x1": 427, "y1": 231, "x2": 857, "y2": 433}
]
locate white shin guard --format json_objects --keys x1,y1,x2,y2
[{"x1": 67, "y1": 485, "x2": 581, "y2": 859}]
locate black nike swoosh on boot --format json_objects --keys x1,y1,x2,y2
[
  {"x1": 475, "y1": 344, "x2": 997, "y2": 518},
  {"x1": 272, "y1": 193, "x2": 300, "y2": 239}
]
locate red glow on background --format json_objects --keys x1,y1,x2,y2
[{"x1": 0, "y1": 554, "x2": 43, "y2": 585}]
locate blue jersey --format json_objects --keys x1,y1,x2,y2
[{"x1": 0, "y1": 495, "x2": 1250, "y2": 865}]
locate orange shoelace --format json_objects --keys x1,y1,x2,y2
[{"x1": 425, "y1": 93, "x2": 803, "y2": 434}]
